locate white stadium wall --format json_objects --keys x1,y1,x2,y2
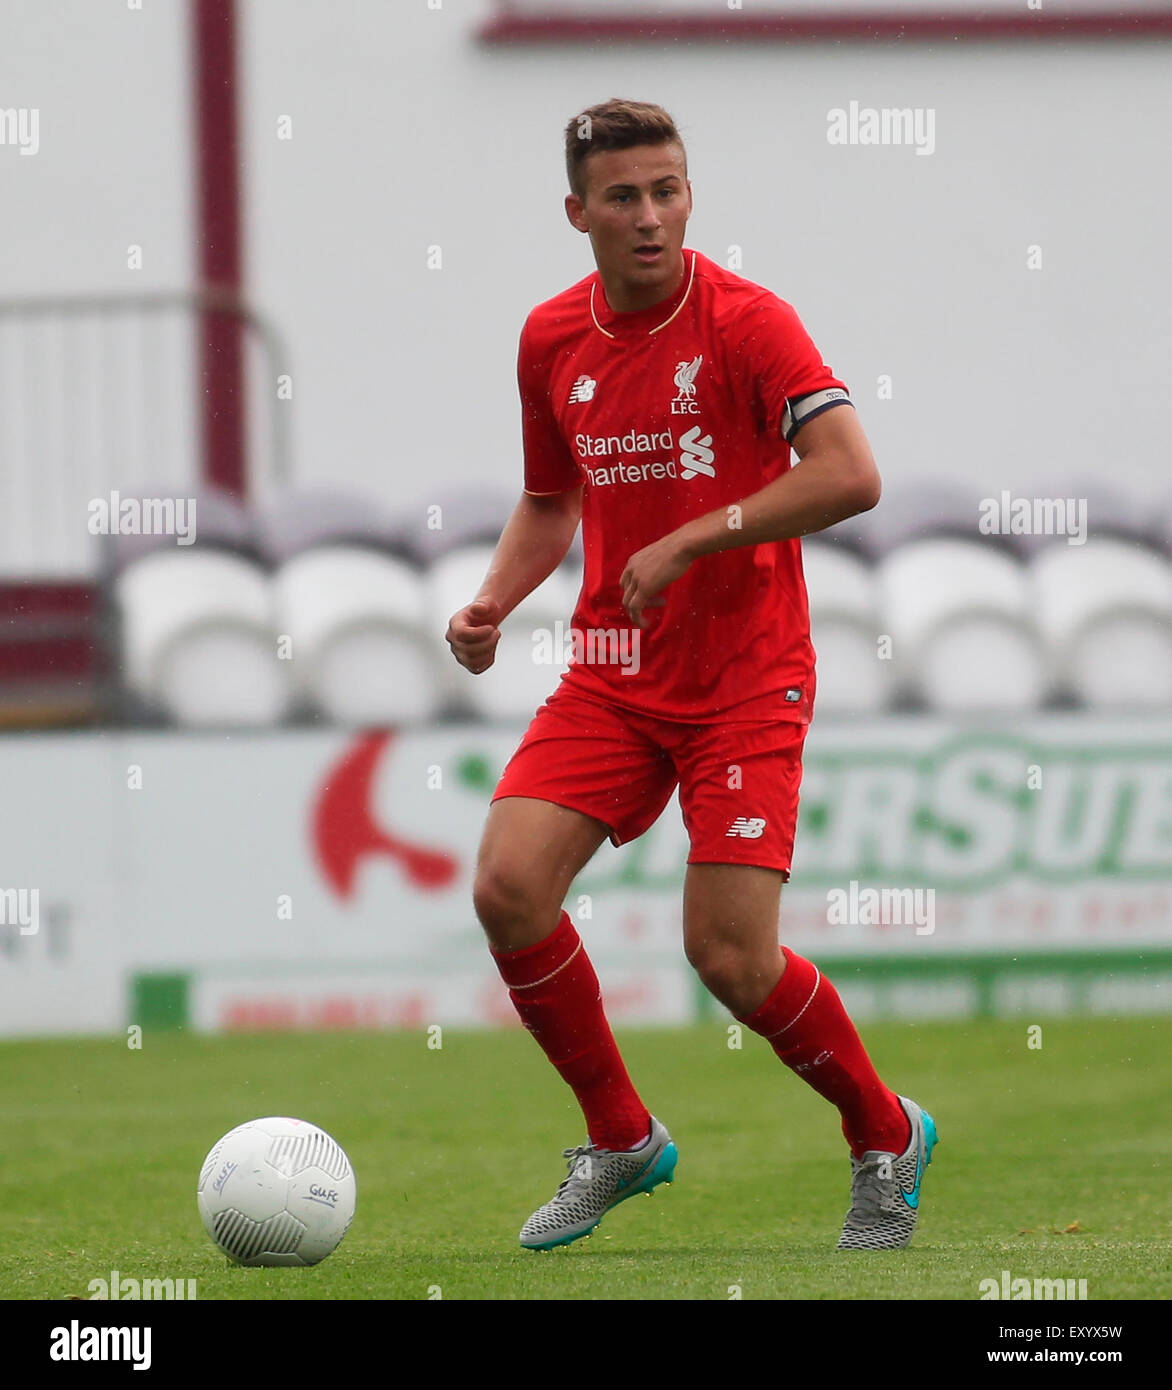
[
  {"x1": 1, "y1": 717, "x2": 1170, "y2": 1039},
  {"x1": 1, "y1": 2, "x2": 1168, "y2": 514}
]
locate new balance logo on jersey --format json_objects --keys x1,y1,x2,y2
[
  {"x1": 670, "y1": 355, "x2": 703, "y2": 414},
  {"x1": 569, "y1": 375, "x2": 597, "y2": 403},
  {"x1": 726, "y1": 817, "x2": 767, "y2": 839},
  {"x1": 678, "y1": 426, "x2": 715, "y2": 480}
]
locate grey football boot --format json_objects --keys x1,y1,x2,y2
[
  {"x1": 837, "y1": 1096, "x2": 938, "y2": 1251},
  {"x1": 519, "y1": 1115, "x2": 678, "y2": 1251}
]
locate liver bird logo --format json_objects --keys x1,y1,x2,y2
[{"x1": 673, "y1": 354, "x2": 703, "y2": 398}]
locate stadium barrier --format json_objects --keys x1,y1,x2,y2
[{"x1": 1, "y1": 713, "x2": 1169, "y2": 1036}]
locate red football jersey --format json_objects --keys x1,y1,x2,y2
[{"x1": 517, "y1": 247, "x2": 852, "y2": 724}]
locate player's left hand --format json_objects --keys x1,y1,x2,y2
[{"x1": 620, "y1": 534, "x2": 693, "y2": 628}]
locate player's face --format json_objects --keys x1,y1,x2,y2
[{"x1": 566, "y1": 143, "x2": 692, "y2": 311}]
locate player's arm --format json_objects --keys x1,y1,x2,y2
[
  {"x1": 445, "y1": 486, "x2": 582, "y2": 674},
  {"x1": 620, "y1": 403, "x2": 878, "y2": 626},
  {"x1": 684, "y1": 401, "x2": 879, "y2": 552},
  {"x1": 449, "y1": 313, "x2": 584, "y2": 669}
]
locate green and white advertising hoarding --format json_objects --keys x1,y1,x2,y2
[{"x1": 0, "y1": 716, "x2": 1168, "y2": 1036}]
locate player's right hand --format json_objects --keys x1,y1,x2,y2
[{"x1": 445, "y1": 599, "x2": 502, "y2": 674}]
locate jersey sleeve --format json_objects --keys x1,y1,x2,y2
[
  {"x1": 737, "y1": 294, "x2": 853, "y2": 446},
  {"x1": 517, "y1": 318, "x2": 581, "y2": 495}
]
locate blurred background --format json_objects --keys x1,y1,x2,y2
[{"x1": 2, "y1": 0, "x2": 1170, "y2": 1038}]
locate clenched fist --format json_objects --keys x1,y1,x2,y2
[{"x1": 445, "y1": 599, "x2": 502, "y2": 674}]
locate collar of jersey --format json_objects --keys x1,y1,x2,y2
[{"x1": 589, "y1": 250, "x2": 697, "y2": 340}]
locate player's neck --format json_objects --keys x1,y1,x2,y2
[{"x1": 597, "y1": 252, "x2": 687, "y2": 314}]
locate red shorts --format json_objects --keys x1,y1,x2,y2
[{"x1": 491, "y1": 684, "x2": 809, "y2": 876}]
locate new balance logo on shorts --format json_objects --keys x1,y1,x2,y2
[{"x1": 725, "y1": 817, "x2": 767, "y2": 839}]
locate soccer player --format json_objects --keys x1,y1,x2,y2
[{"x1": 445, "y1": 99, "x2": 936, "y2": 1252}]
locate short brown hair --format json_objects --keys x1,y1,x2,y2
[{"x1": 564, "y1": 99, "x2": 686, "y2": 201}]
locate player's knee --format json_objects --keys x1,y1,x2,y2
[
  {"x1": 688, "y1": 939, "x2": 772, "y2": 1012},
  {"x1": 686, "y1": 939, "x2": 739, "y2": 995},
  {"x1": 472, "y1": 859, "x2": 544, "y2": 937}
]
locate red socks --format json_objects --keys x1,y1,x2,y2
[
  {"x1": 739, "y1": 947, "x2": 911, "y2": 1159},
  {"x1": 492, "y1": 919, "x2": 905, "y2": 1161},
  {"x1": 490, "y1": 911, "x2": 651, "y2": 1152}
]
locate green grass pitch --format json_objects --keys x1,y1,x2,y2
[{"x1": 1, "y1": 1018, "x2": 1169, "y2": 1300}]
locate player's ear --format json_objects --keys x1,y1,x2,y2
[{"x1": 565, "y1": 192, "x2": 588, "y2": 232}]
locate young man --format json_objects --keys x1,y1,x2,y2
[{"x1": 445, "y1": 99, "x2": 936, "y2": 1253}]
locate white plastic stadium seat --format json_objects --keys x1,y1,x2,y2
[
  {"x1": 1009, "y1": 477, "x2": 1153, "y2": 557},
  {"x1": 1029, "y1": 538, "x2": 1172, "y2": 709},
  {"x1": 273, "y1": 545, "x2": 441, "y2": 725},
  {"x1": 104, "y1": 485, "x2": 253, "y2": 573},
  {"x1": 255, "y1": 487, "x2": 404, "y2": 567},
  {"x1": 825, "y1": 479, "x2": 981, "y2": 560},
  {"x1": 117, "y1": 549, "x2": 290, "y2": 726},
  {"x1": 802, "y1": 541, "x2": 892, "y2": 714},
  {"x1": 425, "y1": 544, "x2": 580, "y2": 721},
  {"x1": 876, "y1": 539, "x2": 1047, "y2": 712},
  {"x1": 406, "y1": 485, "x2": 522, "y2": 567}
]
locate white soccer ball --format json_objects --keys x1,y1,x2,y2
[{"x1": 197, "y1": 1117, "x2": 356, "y2": 1267}]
